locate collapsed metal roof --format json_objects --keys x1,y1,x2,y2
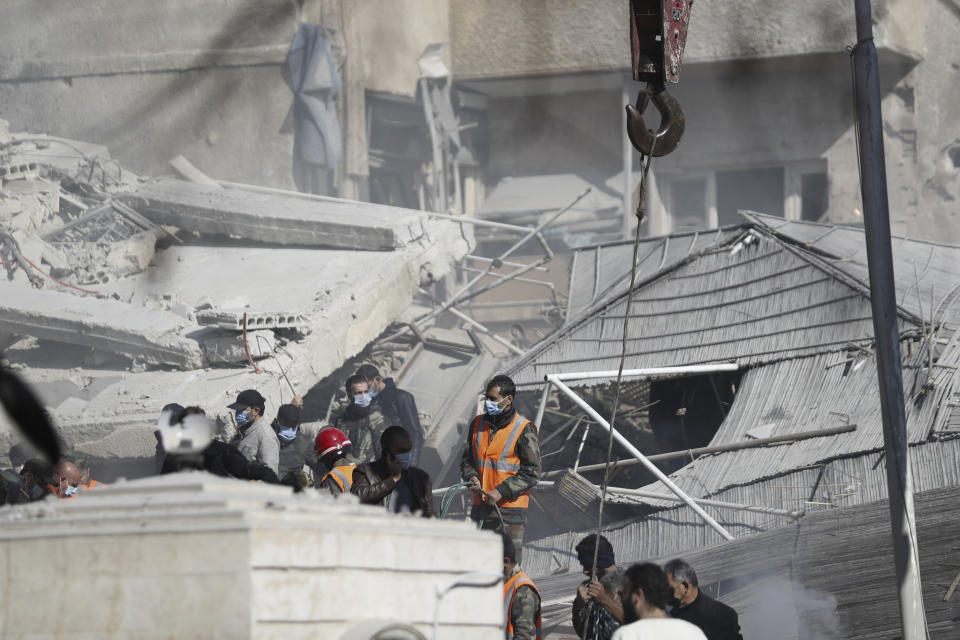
[{"x1": 512, "y1": 212, "x2": 960, "y2": 578}]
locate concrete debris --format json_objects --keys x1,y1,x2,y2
[
  {"x1": 104, "y1": 230, "x2": 157, "y2": 277},
  {"x1": 118, "y1": 177, "x2": 427, "y2": 251},
  {"x1": 0, "y1": 125, "x2": 471, "y2": 472},
  {"x1": 42, "y1": 200, "x2": 165, "y2": 283},
  {"x1": 0, "y1": 283, "x2": 204, "y2": 369},
  {"x1": 195, "y1": 308, "x2": 310, "y2": 332},
  {"x1": 201, "y1": 329, "x2": 275, "y2": 365}
]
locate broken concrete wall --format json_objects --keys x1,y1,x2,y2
[
  {"x1": 0, "y1": 0, "x2": 300, "y2": 187},
  {"x1": 450, "y1": 0, "x2": 921, "y2": 80}
]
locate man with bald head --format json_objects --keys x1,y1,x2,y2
[{"x1": 49, "y1": 460, "x2": 82, "y2": 499}]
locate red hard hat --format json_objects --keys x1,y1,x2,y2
[{"x1": 315, "y1": 427, "x2": 352, "y2": 458}]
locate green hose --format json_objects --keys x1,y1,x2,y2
[{"x1": 439, "y1": 482, "x2": 505, "y2": 531}]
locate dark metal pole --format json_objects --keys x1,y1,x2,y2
[{"x1": 852, "y1": 1, "x2": 928, "y2": 637}]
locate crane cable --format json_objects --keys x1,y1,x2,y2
[{"x1": 581, "y1": 138, "x2": 656, "y2": 638}]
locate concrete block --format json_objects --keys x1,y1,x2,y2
[
  {"x1": 105, "y1": 230, "x2": 157, "y2": 277},
  {"x1": 0, "y1": 474, "x2": 501, "y2": 638}
]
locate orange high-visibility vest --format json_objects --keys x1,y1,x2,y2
[
  {"x1": 82, "y1": 480, "x2": 106, "y2": 490},
  {"x1": 503, "y1": 569, "x2": 542, "y2": 640},
  {"x1": 321, "y1": 464, "x2": 356, "y2": 493},
  {"x1": 470, "y1": 413, "x2": 534, "y2": 509}
]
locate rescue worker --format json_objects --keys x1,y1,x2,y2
[
  {"x1": 356, "y1": 364, "x2": 424, "y2": 465},
  {"x1": 460, "y1": 374, "x2": 541, "y2": 563},
  {"x1": 502, "y1": 533, "x2": 542, "y2": 640},
  {"x1": 229, "y1": 389, "x2": 279, "y2": 476},
  {"x1": 273, "y1": 402, "x2": 322, "y2": 490},
  {"x1": 315, "y1": 427, "x2": 356, "y2": 496},
  {"x1": 331, "y1": 374, "x2": 384, "y2": 464},
  {"x1": 351, "y1": 426, "x2": 434, "y2": 517},
  {"x1": 49, "y1": 459, "x2": 82, "y2": 499}
]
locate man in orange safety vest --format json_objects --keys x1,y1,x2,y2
[{"x1": 460, "y1": 374, "x2": 541, "y2": 564}]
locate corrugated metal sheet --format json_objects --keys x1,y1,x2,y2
[
  {"x1": 534, "y1": 482, "x2": 960, "y2": 640},
  {"x1": 635, "y1": 340, "x2": 958, "y2": 500},
  {"x1": 522, "y1": 437, "x2": 960, "y2": 580},
  {"x1": 744, "y1": 211, "x2": 960, "y2": 329},
  {"x1": 564, "y1": 227, "x2": 742, "y2": 324},
  {"x1": 514, "y1": 231, "x2": 887, "y2": 384}
]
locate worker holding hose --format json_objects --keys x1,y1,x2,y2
[{"x1": 460, "y1": 374, "x2": 541, "y2": 564}]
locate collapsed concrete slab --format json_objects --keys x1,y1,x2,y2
[
  {"x1": 0, "y1": 206, "x2": 471, "y2": 465},
  {"x1": 118, "y1": 178, "x2": 430, "y2": 251},
  {"x1": 0, "y1": 284, "x2": 204, "y2": 369}
]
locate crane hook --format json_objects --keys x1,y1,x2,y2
[{"x1": 625, "y1": 83, "x2": 685, "y2": 157}]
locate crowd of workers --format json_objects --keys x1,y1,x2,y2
[
  {"x1": 0, "y1": 366, "x2": 741, "y2": 639},
  {"x1": 506, "y1": 533, "x2": 743, "y2": 640}
]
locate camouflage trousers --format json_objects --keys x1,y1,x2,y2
[{"x1": 479, "y1": 518, "x2": 526, "y2": 566}]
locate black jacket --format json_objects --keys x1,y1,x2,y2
[
  {"x1": 162, "y1": 440, "x2": 279, "y2": 483},
  {"x1": 350, "y1": 458, "x2": 434, "y2": 517},
  {"x1": 671, "y1": 591, "x2": 742, "y2": 640},
  {"x1": 375, "y1": 378, "x2": 424, "y2": 464}
]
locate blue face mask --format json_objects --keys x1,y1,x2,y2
[
  {"x1": 485, "y1": 399, "x2": 505, "y2": 416},
  {"x1": 392, "y1": 451, "x2": 412, "y2": 468},
  {"x1": 353, "y1": 393, "x2": 372, "y2": 408},
  {"x1": 236, "y1": 409, "x2": 251, "y2": 427},
  {"x1": 63, "y1": 484, "x2": 80, "y2": 497},
  {"x1": 277, "y1": 426, "x2": 298, "y2": 443},
  {"x1": 369, "y1": 387, "x2": 379, "y2": 399}
]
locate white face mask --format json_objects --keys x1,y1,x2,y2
[
  {"x1": 353, "y1": 393, "x2": 372, "y2": 408},
  {"x1": 63, "y1": 484, "x2": 80, "y2": 497}
]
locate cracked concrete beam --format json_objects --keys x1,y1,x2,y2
[
  {"x1": 117, "y1": 178, "x2": 428, "y2": 251},
  {"x1": 0, "y1": 284, "x2": 204, "y2": 368}
]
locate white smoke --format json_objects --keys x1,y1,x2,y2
[{"x1": 738, "y1": 576, "x2": 839, "y2": 640}]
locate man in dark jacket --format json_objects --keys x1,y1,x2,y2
[
  {"x1": 356, "y1": 364, "x2": 425, "y2": 465},
  {"x1": 160, "y1": 406, "x2": 278, "y2": 483},
  {"x1": 351, "y1": 426, "x2": 434, "y2": 517},
  {"x1": 665, "y1": 558, "x2": 743, "y2": 640}
]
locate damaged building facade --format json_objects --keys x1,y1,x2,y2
[{"x1": 2, "y1": 1, "x2": 958, "y2": 240}]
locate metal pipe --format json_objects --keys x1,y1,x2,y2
[
  {"x1": 605, "y1": 486, "x2": 800, "y2": 518},
  {"x1": 457, "y1": 265, "x2": 559, "y2": 296},
  {"x1": 853, "y1": 1, "x2": 928, "y2": 636},
  {"x1": 447, "y1": 307, "x2": 525, "y2": 356},
  {"x1": 534, "y1": 383, "x2": 551, "y2": 427},
  {"x1": 547, "y1": 375, "x2": 734, "y2": 540},
  {"x1": 425, "y1": 212, "x2": 541, "y2": 233},
  {"x1": 543, "y1": 423, "x2": 859, "y2": 478},
  {"x1": 465, "y1": 254, "x2": 550, "y2": 272},
  {"x1": 415, "y1": 188, "x2": 590, "y2": 326},
  {"x1": 549, "y1": 363, "x2": 739, "y2": 383},
  {"x1": 622, "y1": 74, "x2": 634, "y2": 240},
  {"x1": 420, "y1": 77, "x2": 447, "y2": 212}
]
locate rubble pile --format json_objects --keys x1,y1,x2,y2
[{"x1": 0, "y1": 121, "x2": 471, "y2": 467}]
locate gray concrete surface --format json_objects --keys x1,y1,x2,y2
[{"x1": 0, "y1": 472, "x2": 503, "y2": 638}]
